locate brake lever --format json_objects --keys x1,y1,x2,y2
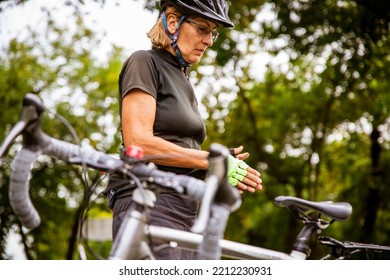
[
  {"x1": 191, "y1": 143, "x2": 241, "y2": 234},
  {"x1": 0, "y1": 94, "x2": 44, "y2": 157},
  {"x1": 210, "y1": 143, "x2": 241, "y2": 212}
]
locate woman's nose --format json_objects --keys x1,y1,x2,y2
[{"x1": 203, "y1": 33, "x2": 213, "y2": 46}]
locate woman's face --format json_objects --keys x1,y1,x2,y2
[{"x1": 176, "y1": 17, "x2": 218, "y2": 65}]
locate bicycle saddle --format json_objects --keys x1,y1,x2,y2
[{"x1": 274, "y1": 196, "x2": 352, "y2": 221}]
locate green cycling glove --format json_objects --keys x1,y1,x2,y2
[{"x1": 227, "y1": 154, "x2": 249, "y2": 187}]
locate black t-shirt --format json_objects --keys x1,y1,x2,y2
[{"x1": 118, "y1": 49, "x2": 207, "y2": 177}]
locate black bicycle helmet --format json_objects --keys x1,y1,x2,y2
[{"x1": 160, "y1": 0, "x2": 234, "y2": 28}]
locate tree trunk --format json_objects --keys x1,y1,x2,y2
[{"x1": 360, "y1": 125, "x2": 382, "y2": 242}]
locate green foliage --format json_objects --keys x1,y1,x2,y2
[
  {"x1": 0, "y1": 6, "x2": 122, "y2": 259},
  {"x1": 197, "y1": 0, "x2": 390, "y2": 256}
]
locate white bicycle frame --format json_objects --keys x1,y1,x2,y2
[
  {"x1": 108, "y1": 192, "x2": 354, "y2": 260},
  {"x1": 109, "y1": 202, "x2": 306, "y2": 260},
  {"x1": 148, "y1": 225, "x2": 305, "y2": 260}
]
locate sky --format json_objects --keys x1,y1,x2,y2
[
  {"x1": 1, "y1": 0, "x2": 158, "y2": 260},
  {"x1": 0, "y1": 0, "x2": 283, "y2": 81},
  {"x1": 0, "y1": 0, "x2": 158, "y2": 58}
]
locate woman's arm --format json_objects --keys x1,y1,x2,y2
[
  {"x1": 121, "y1": 88, "x2": 262, "y2": 192},
  {"x1": 121, "y1": 89, "x2": 209, "y2": 170}
]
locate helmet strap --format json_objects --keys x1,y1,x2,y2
[{"x1": 161, "y1": 12, "x2": 190, "y2": 69}]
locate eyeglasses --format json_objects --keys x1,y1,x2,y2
[{"x1": 184, "y1": 19, "x2": 219, "y2": 42}]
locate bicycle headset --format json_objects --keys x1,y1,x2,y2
[{"x1": 159, "y1": 0, "x2": 234, "y2": 68}]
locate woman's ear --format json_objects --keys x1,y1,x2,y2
[{"x1": 166, "y1": 13, "x2": 179, "y2": 34}]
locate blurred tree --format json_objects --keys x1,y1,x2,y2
[
  {"x1": 0, "y1": 8, "x2": 123, "y2": 259},
  {"x1": 196, "y1": 0, "x2": 390, "y2": 256}
]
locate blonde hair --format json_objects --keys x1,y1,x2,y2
[{"x1": 147, "y1": 7, "x2": 182, "y2": 49}]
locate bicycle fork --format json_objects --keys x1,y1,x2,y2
[{"x1": 109, "y1": 207, "x2": 154, "y2": 260}]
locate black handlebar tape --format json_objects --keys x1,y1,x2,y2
[{"x1": 9, "y1": 148, "x2": 42, "y2": 229}]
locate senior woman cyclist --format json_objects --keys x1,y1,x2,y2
[{"x1": 105, "y1": 0, "x2": 263, "y2": 259}]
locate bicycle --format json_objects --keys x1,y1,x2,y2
[{"x1": 1, "y1": 93, "x2": 390, "y2": 260}]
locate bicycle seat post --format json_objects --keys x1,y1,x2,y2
[{"x1": 290, "y1": 222, "x2": 318, "y2": 258}]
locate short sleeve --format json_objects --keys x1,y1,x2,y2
[{"x1": 119, "y1": 50, "x2": 159, "y2": 100}]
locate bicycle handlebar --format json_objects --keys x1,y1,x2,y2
[{"x1": 1, "y1": 94, "x2": 241, "y2": 238}]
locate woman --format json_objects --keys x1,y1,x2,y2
[{"x1": 105, "y1": 0, "x2": 263, "y2": 259}]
